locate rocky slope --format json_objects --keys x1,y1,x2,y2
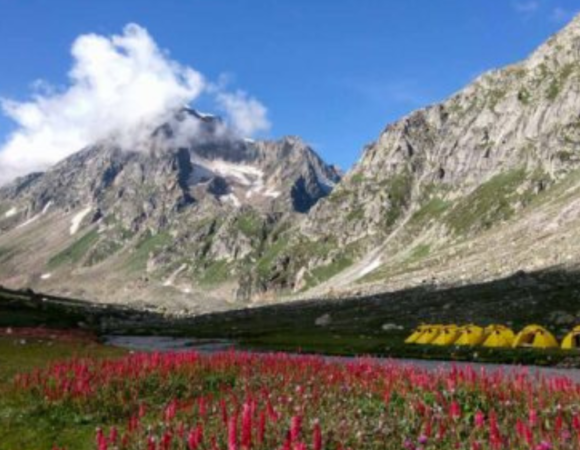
[
  {"x1": 248, "y1": 12, "x2": 580, "y2": 302},
  {"x1": 0, "y1": 109, "x2": 340, "y2": 313},
  {"x1": 4, "y1": 14, "x2": 580, "y2": 312},
  {"x1": 291, "y1": 12, "x2": 580, "y2": 299}
]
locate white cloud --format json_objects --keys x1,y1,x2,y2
[
  {"x1": 217, "y1": 90, "x2": 271, "y2": 136},
  {"x1": 0, "y1": 23, "x2": 270, "y2": 185}
]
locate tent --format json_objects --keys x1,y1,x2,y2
[
  {"x1": 454, "y1": 325, "x2": 487, "y2": 346},
  {"x1": 405, "y1": 325, "x2": 430, "y2": 344},
  {"x1": 512, "y1": 325, "x2": 559, "y2": 349},
  {"x1": 561, "y1": 325, "x2": 580, "y2": 350},
  {"x1": 415, "y1": 325, "x2": 443, "y2": 344},
  {"x1": 432, "y1": 325, "x2": 461, "y2": 346},
  {"x1": 482, "y1": 325, "x2": 515, "y2": 348}
]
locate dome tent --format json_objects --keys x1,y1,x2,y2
[
  {"x1": 415, "y1": 325, "x2": 443, "y2": 344},
  {"x1": 513, "y1": 325, "x2": 559, "y2": 349},
  {"x1": 561, "y1": 325, "x2": 580, "y2": 350},
  {"x1": 405, "y1": 325, "x2": 429, "y2": 344},
  {"x1": 454, "y1": 325, "x2": 487, "y2": 346},
  {"x1": 482, "y1": 325, "x2": 515, "y2": 348},
  {"x1": 432, "y1": 325, "x2": 461, "y2": 346}
]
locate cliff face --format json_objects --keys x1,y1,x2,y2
[
  {"x1": 259, "y1": 13, "x2": 580, "y2": 301},
  {"x1": 0, "y1": 109, "x2": 340, "y2": 312},
  {"x1": 4, "y1": 16, "x2": 580, "y2": 312}
]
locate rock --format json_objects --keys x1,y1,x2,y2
[
  {"x1": 315, "y1": 313, "x2": 332, "y2": 327},
  {"x1": 381, "y1": 323, "x2": 403, "y2": 331},
  {"x1": 549, "y1": 310, "x2": 576, "y2": 326}
]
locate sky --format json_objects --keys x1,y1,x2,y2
[{"x1": 0, "y1": 0, "x2": 578, "y2": 180}]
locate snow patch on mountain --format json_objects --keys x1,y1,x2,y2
[
  {"x1": 16, "y1": 201, "x2": 52, "y2": 229},
  {"x1": 358, "y1": 257, "x2": 382, "y2": 278},
  {"x1": 70, "y1": 207, "x2": 92, "y2": 235},
  {"x1": 4, "y1": 207, "x2": 17, "y2": 218},
  {"x1": 220, "y1": 193, "x2": 241, "y2": 208}
]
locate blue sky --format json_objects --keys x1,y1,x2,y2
[{"x1": 0, "y1": 0, "x2": 578, "y2": 172}]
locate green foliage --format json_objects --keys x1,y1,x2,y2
[
  {"x1": 408, "y1": 244, "x2": 430, "y2": 261},
  {"x1": 0, "y1": 337, "x2": 125, "y2": 449},
  {"x1": 305, "y1": 254, "x2": 354, "y2": 289},
  {"x1": 556, "y1": 150, "x2": 573, "y2": 162},
  {"x1": 487, "y1": 89, "x2": 506, "y2": 111},
  {"x1": 47, "y1": 230, "x2": 99, "y2": 269},
  {"x1": 326, "y1": 187, "x2": 351, "y2": 204},
  {"x1": 125, "y1": 231, "x2": 171, "y2": 272},
  {"x1": 350, "y1": 173, "x2": 365, "y2": 184},
  {"x1": 198, "y1": 259, "x2": 231, "y2": 286},
  {"x1": 408, "y1": 197, "x2": 450, "y2": 229},
  {"x1": 256, "y1": 238, "x2": 289, "y2": 277},
  {"x1": 346, "y1": 207, "x2": 364, "y2": 222},
  {"x1": 444, "y1": 169, "x2": 527, "y2": 235},
  {"x1": 517, "y1": 88, "x2": 531, "y2": 105},
  {"x1": 383, "y1": 171, "x2": 413, "y2": 228},
  {"x1": 235, "y1": 211, "x2": 263, "y2": 237},
  {"x1": 546, "y1": 63, "x2": 576, "y2": 101}
]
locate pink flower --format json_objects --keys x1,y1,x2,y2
[
  {"x1": 228, "y1": 414, "x2": 238, "y2": 450},
  {"x1": 449, "y1": 401, "x2": 461, "y2": 421},
  {"x1": 313, "y1": 422, "x2": 322, "y2": 450},
  {"x1": 474, "y1": 411, "x2": 485, "y2": 428},
  {"x1": 290, "y1": 415, "x2": 302, "y2": 443}
]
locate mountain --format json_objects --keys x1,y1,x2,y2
[
  {"x1": 294, "y1": 13, "x2": 580, "y2": 298},
  {"x1": 4, "y1": 14, "x2": 580, "y2": 313},
  {"x1": 0, "y1": 109, "x2": 340, "y2": 313}
]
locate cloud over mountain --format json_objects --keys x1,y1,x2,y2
[{"x1": 0, "y1": 23, "x2": 270, "y2": 184}]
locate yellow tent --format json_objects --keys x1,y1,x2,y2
[
  {"x1": 432, "y1": 325, "x2": 461, "y2": 346},
  {"x1": 482, "y1": 325, "x2": 515, "y2": 348},
  {"x1": 405, "y1": 325, "x2": 430, "y2": 344},
  {"x1": 561, "y1": 325, "x2": 580, "y2": 350},
  {"x1": 513, "y1": 325, "x2": 559, "y2": 349},
  {"x1": 415, "y1": 325, "x2": 443, "y2": 344},
  {"x1": 454, "y1": 325, "x2": 487, "y2": 346}
]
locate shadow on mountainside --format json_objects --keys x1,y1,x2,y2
[
  {"x1": 182, "y1": 267, "x2": 580, "y2": 339},
  {"x1": 4, "y1": 268, "x2": 580, "y2": 365}
]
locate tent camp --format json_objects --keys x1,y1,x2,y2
[
  {"x1": 405, "y1": 325, "x2": 430, "y2": 344},
  {"x1": 561, "y1": 325, "x2": 580, "y2": 350},
  {"x1": 513, "y1": 325, "x2": 559, "y2": 349},
  {"x1": 432, "y1": 325, "x2": 461, "y2": 346},
  {"x1": 414, "y1": 325, "x2": 443, "y2": 344},
  {"x1": 454, "y1": 325, "x2": 487, "y2": 346},
  {"x1": 482, "y1": 325, "x2": 515, "y2": 348}
]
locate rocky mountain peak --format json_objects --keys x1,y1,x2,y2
[{"x1": 4, "y1": 15, "x2": 580, "y2": 311}]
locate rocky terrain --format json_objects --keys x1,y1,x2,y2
[
  {"x1": 4, "y1": 15, "x2": 580, "y2": 312},
  {"x1": 0, "y1": 108, "x2": 341, "y2": 312}
]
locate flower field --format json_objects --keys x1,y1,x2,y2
[{"x1": 10, "y1": 351, "x2": 580, "y2": 450}]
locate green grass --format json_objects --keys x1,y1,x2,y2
[
  {"x1": 198, "y1": 259, "x2": 231, "y2": 286},
  {"x1": 256, "y1": 238, "x2": 289, "y2": 277},
  {"x1": 125, "y1": 231, "x2": 171, "y2": 272},
  {"x1": 47, "y1": 229, "x2": 100, "y2": 269},
  {"x1": 383, "y1": 171, "x2": 413, "y2": 228},
  {"x1": 0, "y1": 337, "x2": 125, "y2": 450},
  {"x1": 408, "y1": 243, "x2": 430, "y2": 260},
  {"x1": 408, "y1": 197, "x2": 450, "y2": 229},
  {"x1": 517, "y1": 88, "x2": 531, "y2": 105},
  {"x1": 444, "y1": 169, "x2": 528, "y2": 235},
  {"x1": 546, "y1": 63, "x2": 576, "y2": 101},
  {"x1": 305, "y1": 255, "x2": 354, "y2": 290},
  {"x1": 487, "y1": 87, "x2": 507, "y2": 111},
  {"x1": 235, "y1": 211, "x2": 263, "y2": 237}
]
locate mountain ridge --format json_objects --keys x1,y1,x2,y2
[{"x1": 4, "y1": 15, "x2": 580, "y2": 312}]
